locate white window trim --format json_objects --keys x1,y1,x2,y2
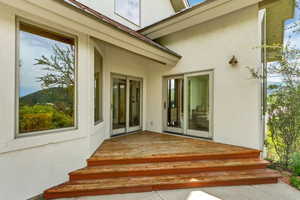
[{"x1": 15, "y1": 16, "x2": 79, "y2": 138}]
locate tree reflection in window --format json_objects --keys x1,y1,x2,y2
[{"x1": 18, "y1": 22, "x2": 76, "y2": 134}]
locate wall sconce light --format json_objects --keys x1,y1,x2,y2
[{"x1": 229, "y1": 56, "x2": 238, "y2": 66}]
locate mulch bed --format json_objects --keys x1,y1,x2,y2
[
  {"x1": 279, "y1": 170, "x2": 293, "y2": 185},
  {"x1": 276, "y1": 170, "x2": 300, "y2": 191},
  {"x1": 267, "y1": 163, "x2": 299, "y2": 189}
]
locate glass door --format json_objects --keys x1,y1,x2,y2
[
  {"x1": 185, "y1": 71, "x2": 213, "y2": 138},
  {"x1": 163, "y1": 76, "x2": 184, "y2": 133},
  {"x1": 112, "y1": 75, "x2": 127, "y2": 135},
  {"x1": 111, "y1": 75, "x2": 142, "y2": 136},
  {"x1": 128, "y1": 78, "x2": 142, "y2": 132}
]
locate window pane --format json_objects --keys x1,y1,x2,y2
[
  {"x1": 115, "y1": 0, "x2": 140, "y2": 25},
  {"x1": 18, "y1": 22, "x2": 76, "y2": 134},
  {"x1": 94, "y1": 48, "x2": 103, "y2": 123},
  {"x1": 188, "y1": 75, "x2": 209, "y2": 132},
  {"x1": 188, "y1": 0, "x2": 206, "y2": 7},
  {"x1": 167, "y1": 78, "x2": 184, "y2": 128},
  {"x1": 129, "y1": 80, "x2": 141, "y2": 127},
  {"x1": 112, "y1": 78, "x2": 127, "y2": 130}
]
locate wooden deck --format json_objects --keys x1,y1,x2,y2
[{"x1": 44, "y1": 131, "x2": 280, "y2": 199}]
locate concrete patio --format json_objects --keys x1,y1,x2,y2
[{"x1": 58, "y1": 182, "x2": 300, "y2": 200}]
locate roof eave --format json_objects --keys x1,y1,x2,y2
[
  {"x1": 139, "y1": 0, "x2": 263, "y2": 39},
  {"x1": 62, "y1": 0, "x2": 182, "y2": 59}
]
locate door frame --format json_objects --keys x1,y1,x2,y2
[
  {"x1": 110, "y1": 73, "x2": 143, "y2": 136},
  {"x1": 163, "y1": 70, "x2": 214, "y2": 139}
]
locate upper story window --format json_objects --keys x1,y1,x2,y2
[
  {"x1": 115, "y1": 0, "x2": 140, "y2": 26},
  {"x1": 187, "y1": 0, "x2": 206, "y2": 7},
  {"x1": 171, "y1": 0, "x2": 206, "y2": 12},
  {"x1": 17, "y1": 19, "x2": 77, "y2": 136}
]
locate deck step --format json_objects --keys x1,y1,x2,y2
[
  {"x1": 70, "y1": 158, "x2": 269, "y2": 180},
  {"x1": 43, "y1": 132, "x2": 279, "y2": 199},
  {"x1": 87, "y1": 150, "x2": 261, "y2": 166},
  {"x1": 44, "y1": 169, "x2": 280, "y2": 199}
]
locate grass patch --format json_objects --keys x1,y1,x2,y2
[{"x1": 291, "y1": 176, "x2": 300, "y2": 190}]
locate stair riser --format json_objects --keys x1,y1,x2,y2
[
  {"x1": 44, "y1": 177, "x2": 278, "y2": 199},
  {"x1": 87, "y1": 152, "x2": 261, "y2": 166},
  {"x1": 70, "y1": 164, "x2": 268, "y2": 180}
]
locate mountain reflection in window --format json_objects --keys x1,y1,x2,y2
[{"x1": 18, "y1": 22, "x2": 76, "y2": 134}]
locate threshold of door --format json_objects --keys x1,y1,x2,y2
[
  {"x1": 111, "y1": 130, "x2": 143, "y2": 138},
  {"x1": 163, "y1": 131, "x2": 213, "y2": 141}
]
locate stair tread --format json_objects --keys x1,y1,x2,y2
[
  {"x1": 71, "y1": 158, "x2": 269, "y2": 175},
  {"x1": 47, "y1": 169, "x2": 280, "y2": 193},
  {"x1": 88, "y1": 149, "x2": 260, "y2": 162}
]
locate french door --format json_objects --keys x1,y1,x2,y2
[
  {"x1": 111, "y1": 74, "x2": 142, "y2": 136},
  {"x1": 163, "y1": 71, "x2": 213, "y2": 138},
  {"x1": 163, "y1": 76, "x2": 184, "y2": 134}
]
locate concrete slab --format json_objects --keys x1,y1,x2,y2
[
  {"x1": 158, "y1": 183, "x2": 300, "y2": 200},
  {"x1": 57, "y1": 183, "x2": 300, "y2": 200}
]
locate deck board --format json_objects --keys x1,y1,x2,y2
[
  {"x1": 88, "y1": 131, "x2": 260, "y2": 165},
  {"x1": 45, "y1": 169, "x2": 280, "y2": 199},
  {"x1": 70, "y1": 158, "x2": 269, "y2": 180},
  {"x1": 44, "y1": 131, "x2": 279, "y2": 199}
]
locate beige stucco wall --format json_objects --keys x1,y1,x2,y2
[
  {"x1": 0, "y1": 2, "x2": 161, "y2": 199},
  {"x1": 146, "y1": 4, "x2": 263, "y2": 149},
  {"x1": 76, "y1": 0, "x2": 175, "y2": 29},
  {"x1": 89, "y1": 39, "x2": 163, "y2": 153}
]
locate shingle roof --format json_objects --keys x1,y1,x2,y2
[{"x1": 62, "y1": 0, "x2": 181, "y2": 58}]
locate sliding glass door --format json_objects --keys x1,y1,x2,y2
[
  {"x1": 112, "y1": 75, "x2": 127, "y2": 135},
  {"x1": 111, "y1": 74, "x2": 142, "y2": 136},
  {"x1": 163, "y1": 71, "x2": 213, "y2": 138},
  {"x1": 164, "y1": 76, "x2": 184, "y2": 133},
  {"x1": 185, "y1": 72, "x2": 213, "y2": 138},
  {"x1": 128, "y1": 79, "x2": 142, "y2": 132}
]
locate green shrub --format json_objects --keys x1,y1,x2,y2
[
  {"x1": 291, "y1": 176, "x2": 300, "y2": 190},
  {"x1": 19, "y1": 104, "x2": 74, "y2": 133},
  {"x1": 291, "y1": 153, "x2": 300, "y2": 176}
]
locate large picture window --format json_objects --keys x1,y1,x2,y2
[
  {"x1": 115, "y1": 0, "x2": 140, "y2": 26},
  {"x1": 17, "y1": 19, "x2": 77, "y2": 135}
]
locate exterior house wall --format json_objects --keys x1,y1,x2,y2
[
  {"x1": 0, "y1": 0, "x2": 265, "y2": 199},
  {"x1": 76, "y1": 0, "x2": 175, "y2": 29},
  {"x1": 146, "y1": 5, "x2": 262, "y2": 149},
  {"x1": 89, "y1": 39, "x2": 162, "y2": 154},
  {"x1": 0, "y1": 2, "x2": 160, "y2": 199}
]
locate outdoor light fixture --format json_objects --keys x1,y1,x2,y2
[{"x1": 229, "y1": 56, "x2": 238, "y2": 66}]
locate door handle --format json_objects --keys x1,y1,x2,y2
[{"x1": 164, "y1": 101, "x2": 167, "y2": 109}]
